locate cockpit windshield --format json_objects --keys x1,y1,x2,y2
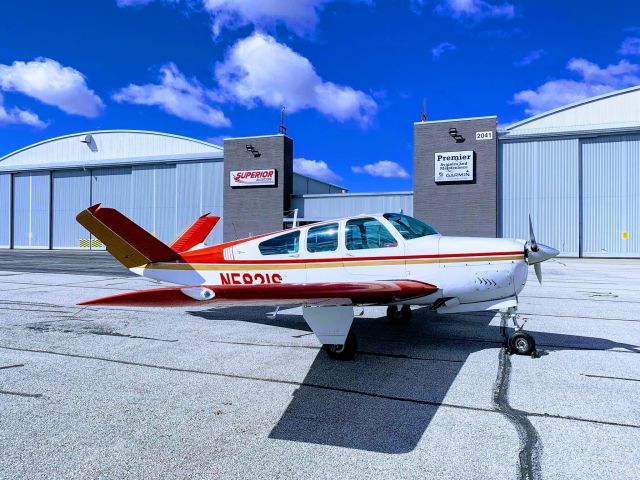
[{"x1": 383, "y1": 213, "x2": 439, "y2": 240}]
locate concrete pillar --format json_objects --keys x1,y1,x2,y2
[
  {"x1": 223, "y1": 135, "x2": 293, "y2": 241},
  {"x1": 413, "y1": 116, "x2": 498, "y2": 237}
]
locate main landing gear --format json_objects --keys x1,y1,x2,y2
[
  {"x1": 501, "y1": 307, "x2": 537, "y2": 357},
  {"x1": 323, "y1": 331, "x2": 358, "y2": 360},
  {"x1": 386, "y1": 305, "x2": 412, "y2": 324}
]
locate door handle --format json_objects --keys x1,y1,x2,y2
[{"x1": 289, "y1": 253, "x2": 300, "y2": 258}]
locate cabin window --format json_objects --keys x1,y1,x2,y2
[
  {"x1": 259, "y1": 231, "x2": 300, "y2": 255},
  {"x1": 383, "y1": 213, "x2": 439, "y2": 239},
  {"x1": 306, "y1": 223, "x2": 339, "y2": 253},
  {"x1": 345, "y1": 218, "x2": 397, "y2": 250}
]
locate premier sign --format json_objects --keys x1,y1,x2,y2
[
  {"x1": 230, "y1": 169, "x2": 276, "y2": 187},
  {"x1": 434, "y1": 151, "x2": 474, "y2": 183}
]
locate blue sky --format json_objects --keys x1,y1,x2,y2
[{"x1": 1, "y1": 0, "x2": 639, "y2": 192}]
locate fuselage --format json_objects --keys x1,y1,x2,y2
[{"x1": 133, "y1": 214, "x2": 529, "y2": 307}]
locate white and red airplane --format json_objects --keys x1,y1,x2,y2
[{"x1": 77, "y1": 205, "x2": 558, "y2": 360}]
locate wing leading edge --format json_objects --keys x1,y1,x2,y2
[{"x1": 78, "y1": 280, "x2": 438, "y2": 307}]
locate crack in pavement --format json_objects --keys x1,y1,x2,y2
[{"x1": 493, "y1": 317, "x2": 543, "y2": 480}]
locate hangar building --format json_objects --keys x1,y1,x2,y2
[{"x1": 0, "y1": 85, "x2": 638, "y2": 257}]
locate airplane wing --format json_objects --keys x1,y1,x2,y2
[{"x1": 78, "y1": 280, "x2": 438, "y2": 307}]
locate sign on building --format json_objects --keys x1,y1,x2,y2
[
  {"x1": 230, "y1": 169, "x2": 276, "y2": 187},
  {"x1": 434, "y1": 151, "x2": 474, "y2": 183}
]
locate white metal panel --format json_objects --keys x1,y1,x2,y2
[
  {"x1": 176, "y1": 163, "x2": 201, "y2": 240},
  {"x1": 500, "y1": 139, "x2": 579, "y2": 256},
  {"x1": 0, "y1": 131, "x2": 222, "y2": 168},
  {"x1": 131, "y1": 165, "x2": 155, "y2": 236},
  {"x1": 582, "y1": 135, "x2": 640, "y2": 257},
  {"x1": 91, "y1": 167, "x2": 132, "y2": 215},
  {"x1": 155, "y1": 165, "x2": 177, "y2": 244},
  {"x1": 52, "y1": 171, "x2": 91, "y2": 248},
  {"x1": 0, "y1": 174, "x2": 10, "y2": 247},
  {"x1": 13, "y1": 172, "x2": 50, "y2": 248},
  {"x1": 202, "y1": 162, "x2": 224, "y2": 245}
]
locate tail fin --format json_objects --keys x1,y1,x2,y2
[
  {"x1": 170, "y1": 214, "x2": 220, "y2": 253},
  {"x1": 76, "y1": 204, "x2": 179, "y2": 268}
]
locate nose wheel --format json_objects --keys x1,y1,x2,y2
[
  {"x1": 508, "y1": 331, "x2": 536, "y2": 356},
  {"x1": 323, "y1": 330, "x2": 358, "y2": 360},
  {"x1": 501, "y1": 308, "x2": 538, "y2": 357}
]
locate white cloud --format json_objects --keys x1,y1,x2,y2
[
  {"x1": 432, "y1": 42, "x2": 457, "y2": 59},
  {"x1": 619, "y1": 37, "x2": 640, "y2": 56},
  {"x1": 113, "y1": 63, "x2": 231, "y2": 127},
  {"x1": 513, "y1": 58, "x2": 640, "y2": 115},
  {"x1": 0, "y1": 93, "x2": 47, "y2": 128},
  {"x1": 515, "y1": 49, "x2": 546, "y2": 67},
  {"x1": 117, "y1": 0, "x2": 369, "y2": 37},
  {"x1": 214, "y1": 33, "x2": 377, "y2": 126},
  {"x1": 352, "y1": 160, "x2": 410, "y2": 178},
  {"x1": 430, "y1": 0, "x2": 514, "y2": 20},
  {"x1": 294, "y1": 158, "x2": 342, "y2": 183},
  {"x1": 203, "y1": 0, "x2": 330, "y2": 37},
  {"x1": 0, "y1": 58, "x2": 104, "y2": 117}
]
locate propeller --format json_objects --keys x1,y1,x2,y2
[{"x1": 525, "y1": 214, "x2": 559, "y2": 284}]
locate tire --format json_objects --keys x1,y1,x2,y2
[
  {"x1": 509, "y1": 331, "x2": 536, "y2": 356},
  {"x1": 324, "y1": 331, "x2": 357, "y2": 360},
  {"x1": 387, "y1": 305, "x2": 411, "y2": 324}
]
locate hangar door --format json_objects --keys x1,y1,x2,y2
[
  {"x1": 52, "y1": 171, "x2": 91, "y2": 248},
  {"x1": 582, "y1": 135, "x2": 640, "y2": 257},
  {"x1": 12, "y1": 172, "x2": 51, "y2": 248},
  {"x1": 500, "y1": 139, "x2": 580, "y2": 256}
]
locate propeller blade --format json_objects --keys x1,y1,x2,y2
[
  {"x1": 528, "y1": 214, "x2": 539, "y2": 252},
  {"x1": 534, "y1": 262, "x2": 542, "y2": 284}
]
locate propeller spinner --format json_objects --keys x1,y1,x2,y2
[{"x1": 525, "y1": 215, "x2": 560, "y2": 283}]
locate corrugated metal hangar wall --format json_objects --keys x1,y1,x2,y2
[
  {"x1": 2, "y1": 162, "x2": 224, "y2": 249},
  {"x1": 500, "y1": 86, "x2": 640, "y2": 258},
  {"x1": 0, "y1": 131, "x2": 225, "y2": 250}
]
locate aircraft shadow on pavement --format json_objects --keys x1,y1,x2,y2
[{"x1": 189, "y1": 307, "x2": 639, "y2": 454}]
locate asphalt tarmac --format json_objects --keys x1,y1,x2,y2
[{"x1": 0, "y1": 253, "x2": 638, "y2": 479}]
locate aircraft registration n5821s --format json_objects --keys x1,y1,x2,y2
[{"x1": 76, "y1": 205, "x2": 558, "y2": 360}]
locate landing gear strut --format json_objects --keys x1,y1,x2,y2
[
  {"x1": 387, "y1": 305, "x2": 412, "y2": 324},
  {"x1": 323, "y1": 331, "x2": 358, "y2": 360},
  {"x1": 501, "y1": 307, "x2": 537, "y2": 357}
]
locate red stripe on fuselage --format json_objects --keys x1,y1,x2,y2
[{"x1": 178, "y1": 250, "x2": 524, "y2": 265}]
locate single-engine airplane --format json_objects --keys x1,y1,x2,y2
[{"x1": 76, "y1": 205, "x2": 558, "y2": 360}]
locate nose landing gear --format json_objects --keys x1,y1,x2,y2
[{"x1": 501, "y1": 308, "x2": 538, "y2": 357}]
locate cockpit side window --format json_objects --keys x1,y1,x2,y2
[
  {"x1": 383, "y1": 213, "x2": 438, "y2": 240},
  {"x1": 306, "y1": 223, "x2": 339, "y2": 253},
  {"x1": 259, "y1": 230, "x2": 300, "y2": 255},
  {"x1": 345, "y1": 217, "x2": 398, "y2": 250}
]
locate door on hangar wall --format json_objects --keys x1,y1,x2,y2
[
  {"x1": 12, "y1": 172, "x2": 51, "y2": 249},
  {"x1": 0, "y1": 174, "x2": 10, "y2": 248},
  {"x1": 500, "y1": 139, "x2": 580, "y2": 256},
  {"x1": 52, "y1": 170, "x2": 91, "y2": 249},
  {"x1": 581, "y1": 135, "x2": 640, "y2": 257},
  {"x1": 90, "y1": 167, "x2": 132, "y2": 250}
]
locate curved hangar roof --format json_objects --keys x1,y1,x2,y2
[
  {"x1": 502, "y1": 85, "x2": 640, "y2": 138},
  {"x1": 0, "y1": 130, "x2": 223, "y2": 172}
]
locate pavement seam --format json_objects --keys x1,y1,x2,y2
[{"x1": 1, "y1": 344, "x2": 638, "y2": 430}]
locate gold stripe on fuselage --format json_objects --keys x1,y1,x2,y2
[{"x1": 145, "y1": 254, "x2": 524, "y2": 271}]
